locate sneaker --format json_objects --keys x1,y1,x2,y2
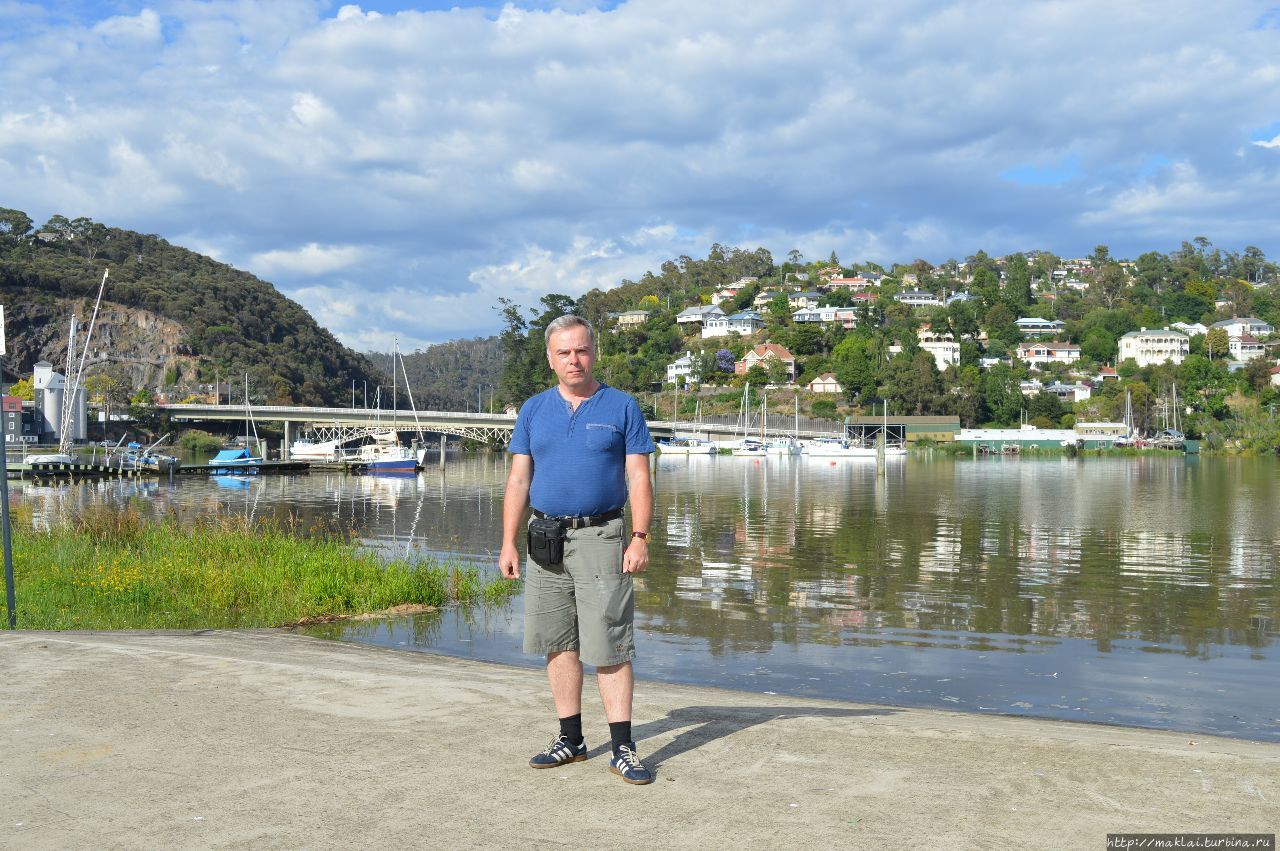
[
  {"x1": 529, "y1": 734, "x2": 587, "y2": 769},
  {"x1": 609, "y1": 743, "x2": 654, "y2": 785}
]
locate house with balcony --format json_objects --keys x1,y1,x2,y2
[
  {"x1": 752, "y1": 289, "x2": 784, "y2": 309},
  {"x1": 735, "y1": 343, "x2": 796, "y2": 382},
  {"x1": 918, "y1": 327, "x2": 960, "y2": 371},
  {"x1": 675, "y1": 304, "x2": 725, "y2": 328},
  {"x1": 824, "y1": 276, "x2": 875, "y2": 291},
  {"x1": 897, "y1": 289, "x2": 942, "y2": 308},
  {"x1": 1117, "y1": 327, "x2": 1189, "y2": 367},
  {"x1": 1228, "y1": 334, "x2": 1267, "y2": 361},
  {"x1": 1211, "y1": 317, "x2": 1274, "y2": 339},
  {"x1": 1016, "y1": 317, "x2": 1066, "y2": 337},
  {"x1": 1016, "y1": 341, "x2": 1082, "y2": 368},
  {"x1": 613, "y1": 310, "x2": 651, "y2": 329},
  {"x1": 702, "y1": 310, "x2": 765, "y2": 339}
]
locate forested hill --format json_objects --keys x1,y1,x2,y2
[
  {"x1": 0, "y1": 208, "x2": 379, "y2": 405},
  {"x1": 364, "y1": 336, "x2": 504, "y2": 413}
]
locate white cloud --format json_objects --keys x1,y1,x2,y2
[
  {"x1": 251, "y1": 243, "x2": 367, "y2": 275},
  {"x1": 2, "y1": 0, "x2": 1279, "y2": 351}
]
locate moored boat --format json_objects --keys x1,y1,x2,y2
[{"x1": 658, "y1": 436, "x2": 717, "y2": 455}]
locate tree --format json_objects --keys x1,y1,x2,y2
[
  {"x1": 1004, "y1": 253, "x2": 1032, "y2": 309},
  {"x1": 0, "y1": 208, "x2": 33, "y2": 246},
  {"x1": 811, "y1": 399, "x2": 838, "y2": 420},
  {"x1": 786, "y1": 249, "x2": 804, "y2": 267},
  {"x1": 1081, "y1": 328, "x2": 1115, "y2": 363},
  {"x1": 7, "y1": 377, "x2": 34, "y2": 401},
  {"x1": 745, "y1": 364, "x2": 768, "y2": 386},
  {"x1": 129, "y1": 388, "x2": 160, "y2": 437},
  {"x1": 765, "y1": 356, "x2": 791, "y2": 386},
  {"x1": 1204, "y1": 327, "x2": 1229, "y2": 360},
  {"x1": 830, "y1": 336, "x2": 880, "y2": 401},
  {"x1": 1243, "y1": 357, "x2": 1272, "y2": 394},
  {"x1": 981, "y1": 364, "x2": 1022, "y2": 425},
  {"x1": 768, "y1": 293, "x2": 791, "y2": 324},
  {"x1": 715, "y1": 349, "x2": 735, "y2": 373}
]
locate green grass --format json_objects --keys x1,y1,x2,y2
[{"x1": 3, "y1": 506, "x2": 515, "y2": 630}]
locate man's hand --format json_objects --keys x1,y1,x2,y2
[
  {"x1": 499, "y1": 542, "x2": 522, "y2": 580},
  {"x1": 622, "y1": 537, "x2": 648, "y2": 574}
]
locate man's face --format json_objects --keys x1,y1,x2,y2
[{"x1": 546, "y1": 325, "x2": 596, "y2": 391}]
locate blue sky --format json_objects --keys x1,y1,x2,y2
[{"x1": 2, "y1": 1, "x2": 1279, "y2": 351}]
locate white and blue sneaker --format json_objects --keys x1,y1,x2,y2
[
  {"x1": 609, "y1": 743, "x2": 654, "y2": 785},
  {"x1": 529, "y1": 734, "x2": 587, "y2": 769}
]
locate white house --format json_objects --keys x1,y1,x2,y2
[
  {"x1": 806, "y1": 373, "x2": 843, "y2": 394},
  {"x1": 1211, "y1": 317, "x2": 1274, "y2": 339},
  {"x1": 792, "y1": 307, "x2": 857, "y2": 329},
  {"x1": 918, "y1": 327, "x2": 960, "y2": 371},
  {"x1": 1228, "y1": 334, "x2": 1267, "y2": 361},
  {"x1": 1117, "y1": 327, "x2": 1190, "y2": 367},
  {"x1": 666, "y1": 351, "x2": 699, "y2": 384},
  {"x1": 702, "y1": 310, "x2": 765, "y2": 339},
  {"x1": 824, "y1": 276, "x2": 875, "y2": 291},
  {"x1": 1016, "y1": 318, "x2": 1066, "y2": 337},
  {"x1": 1170, "y1": 321, "x2": 1208, "y2": 337},
  {"x1": 1045, "y1": 382, "x2": 1092, "y2": 403},
  {"x1": 753, "y1": 289, "x2": 784, "y2": 308},
  {"x1": 897, "y1": 289, "x2": 942, "y2": 308},
  {"x1": 675, "y1": 304, "x2": 725, "y2": 327},
  {"x1": 1016, "y1": 341, "x2": 1082, "y2": 368}
]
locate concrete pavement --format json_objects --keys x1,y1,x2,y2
[{"x1": 1, "y1": 630, "x2": 1276, "y2": 849}]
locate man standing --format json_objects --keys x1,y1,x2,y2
[{"x1": 499, "y1": 314, "x2": 656, "y2": 785}]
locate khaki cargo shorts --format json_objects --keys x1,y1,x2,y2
[{"x1": 523, "y1": 516, "x2": 635, "y2": 668}]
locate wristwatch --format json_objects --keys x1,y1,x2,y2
[{"x1": 631, "y1": 531, "x2": 649, "y2": 542}]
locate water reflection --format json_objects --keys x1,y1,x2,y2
[{"x1": 13, "y1": 452, "x2": 1279, "y2": 741}]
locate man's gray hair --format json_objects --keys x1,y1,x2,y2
[{"x1": 544, "y1": 314, "x2": 595, "y2": 348}]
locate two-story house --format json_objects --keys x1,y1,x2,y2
[
  {"x1": 1015, "y1": 318, "x2": 1067, "y2": 337},
  {"x1": 1016, "y1": 341, "x2": 1082, "y2": 368},
  {"x1": 702, "y1": 310, "x2": 765, "y2": 339},
  {"x1": 1117, "y1": 327, "x2": 1190, "y2": 367},
  {"x1": 734, "y1": 343, "x2": 796, "y2": 382},
  {"x1": 675, "y1": 304, "x2": 725, "y2": 328}
]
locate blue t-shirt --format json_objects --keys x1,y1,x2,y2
[{"x1": 508, "y1": 383, "x2": 655, "y2": 517}]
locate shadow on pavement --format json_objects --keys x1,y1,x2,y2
[{"x1": 588, "y1": 705, "x2": 898, "y2": 769}]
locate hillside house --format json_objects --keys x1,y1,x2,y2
[
  {"x1": 1228, "y1": 334, "x2": 1267, "y2": 361},
  {"x1": 1016, "y1": 341, "x2": 1082, "y2": 368},
  {"x1": 897, "y1": 289, "x2": 942, "y2": 308},
  {"x1": 1118, "y1": 327, "x2": 1189, "y2": 367},
  {"x1": 666, "y1": 351, "x2": 699, "y2": 385},
  {"x1": 1015, "y1": 318, "x2": 1066, "y2": 337},
  {"x1": 1211, "y1": 317, "x2": 1274, "y2": 339},
  {"x1": 806, "y1": 373, "x2": 843, "y2": 394},
  {"x1": 788, "y1": 291, "x2": 823, "y2": 310},
  {"x1": 735, "y1": 343, "x2": 796, "y2": 382},
  {"x1": 614, "y1": 310, "x2": 650, "y2": 329},
  {"x1": 702, "y1": 310, "x2": 765, "y2": 339},
  {"x1": 675, "y1": 304, "x2": 725, "y2": 327}
]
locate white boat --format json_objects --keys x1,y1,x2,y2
[
  {"x1": 764, "y1": 435, "x2": 801, "y2": 455},
  {"x1": 731, "y1": 437, "x2": 768, "y2": 457},
  {"x1": 289, "y1": 436, "x2": 342, "y2": 462},
  {"x1": 658, "y1": 436, "x2": 716, "y2": 454},
  {"x1": 802, "y1": 437, "x2": 871, "y2": 457}
]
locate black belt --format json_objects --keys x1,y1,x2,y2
[{"x1": 532, "y1": 508, "x2": 623, "y2": 529}]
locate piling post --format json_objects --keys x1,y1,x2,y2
[{"x1": 438, "y1": 434, "x2": 447, "y2": 465}]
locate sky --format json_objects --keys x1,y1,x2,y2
[{"x1": 2, "y1": 1, "x2": 1279, "y2": 352}]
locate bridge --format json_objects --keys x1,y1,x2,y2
[{"x1": 158, "y1": 403, "x2": 845, "y2": 455}]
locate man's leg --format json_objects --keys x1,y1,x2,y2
[
  {"x1": 595, "y1": 660, "x2": 633, "y2": 723},
  {"x1": 547, "y1": 650, "x2": 584, "y2": 717}
]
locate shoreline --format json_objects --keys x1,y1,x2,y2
[{"x1": 2, "y1": 629, "x2": 1275, "y2": 847}]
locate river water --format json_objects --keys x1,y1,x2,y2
[{"x1": 16, "y1": 452, "x2": 1280, "y2": 742}]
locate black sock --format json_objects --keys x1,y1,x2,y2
[
  {"x1": 609, "y1": 720, "x2": 632, "y2": 754},
  {"x1": 559, "y1": 713, "x2": 583, "y2": 746}
]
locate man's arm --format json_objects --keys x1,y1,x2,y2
[
  {"x1": 622, "y1": 453, "x2": 652, "y2": 574},
  {"x1": 499, "y1": 453, "x2": 533, "y2": 579}
]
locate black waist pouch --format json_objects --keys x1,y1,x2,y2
[{"x1": 528, "y1": 517, "x2": 566, "y2": 566}]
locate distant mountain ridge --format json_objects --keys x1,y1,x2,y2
[{"x1": 0, "y1": 207, "x2": 380, "y2": 405}]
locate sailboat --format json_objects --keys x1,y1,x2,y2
[
  {"x1": 359, "y1": 337, "x2": 427, "y2": 472},
  {"x1": 657, "y1": 379, "x2": 715, "y2": 454},
  {"x1": 731, "y1": 385, "x2": 768, "y2": 456},
  {"x1": 209, "y1": 375, "x2": 264, "y2": 471}
]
